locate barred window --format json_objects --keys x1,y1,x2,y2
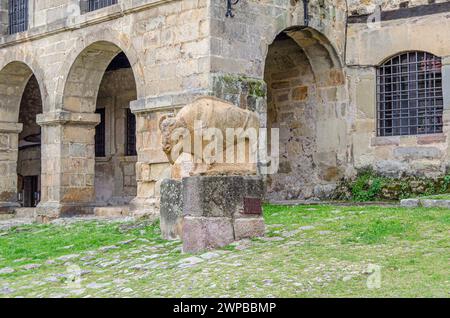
[
  {"x1": 8, "y1": 0, "x2": 28, "y2": 35},
  {"x1": 88, "y1": 0, "x2": 118, "y2": 12},
  {"x1": 377, "y1": 51, "x2": 443, "y2": 136},
  {"x1": 125, "y1": 109, "x2": 137, "y2": 156},
  {"x1": 95, "y1": 108, "x2": 106, "y2": 157}
]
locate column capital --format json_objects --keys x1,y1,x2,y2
[{"x1": 36, "y1": 111, "x2": 100, "y2": 126}]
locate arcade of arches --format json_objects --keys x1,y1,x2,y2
[{"x1": 0, "y1": 0, "x2": 449, "y2": 219}]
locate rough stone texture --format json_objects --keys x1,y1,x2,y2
[
  {"x1": 181, "y1": 175, "x2": 265, "y2": 253},
  {"x1": 348, "y1": 0, "x2": 449, "y2": 15},
  {"x1": 400, "y1": 199, "x2": 420, "y2": 208},
  {"x1": 421, "y1": 199, "x2": 450, "y2": 209},
  {"x1": 263, "y1": 35, "x2": 346, "y2": 200},
  {"x1": 183, "y1": 176, "x2": 264, "y2": 218},
  {"x1": 159, "y1": 179, "x2": 183, "y2": 240},
  {"x1": 93, "y1": 206, "x2": 130, "y2": 218},
  {"x1": 234, "y1": 218, "x2": 266, "y2": 241},
  {"x1": 182, "y1": 216, "x2": 235, "y2": 254}
]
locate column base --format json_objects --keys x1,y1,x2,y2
[
  {"x1": 0, "y1": 202, "x2": 20, "y2": 218},
  {"x1": 129, "y1": 197, "x2": 159, "y2": 220},
  {"x1": 36, "y1": 202, "x2": 96, "y2": 223}
]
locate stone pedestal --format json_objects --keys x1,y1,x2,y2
[{"x1": 181, "y1": 176, "x2": 265, "y2": 253}]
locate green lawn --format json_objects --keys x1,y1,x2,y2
[{"x1": 0, "y1": 205, "x2": 449, "y2": 298}]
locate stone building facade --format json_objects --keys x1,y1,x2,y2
[{"x1": 0, "y1": 0, "x2": 449, "y2": 218}]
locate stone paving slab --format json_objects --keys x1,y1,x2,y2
[{"x1": 400, "y1": 198, "x2": 450, "y2": 208}]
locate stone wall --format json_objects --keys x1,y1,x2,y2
[
  {"x1": 348, "y1": 0, "x2": 450, "y2": 15},
  {"x1": 347, "y1": 9, "x2": 450, "y2": 179}
]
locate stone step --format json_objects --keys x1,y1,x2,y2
[
  {"x1": 94, "y1": 206, "x2": 131, "y2": 218},
  {"x1": 15, "y1": 208, "x2": 37, "y2": 219}
]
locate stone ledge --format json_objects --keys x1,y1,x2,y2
[
  {"x1": 371, "y1": 136, "x2": 400, "y2": 146},
  {"x1": 417, "y1": 134, "x2": 447, "y2": 145},
  {"x1": 130, "y1": 89, "x2": 211, "y2": 113},
  {"x1": 400, "y1": 198, "x2": 450, "y2": 208},
  {"x1": 36, "y1": 111, "x2": 100, "y2": 126},
  {"x1": 393, "y1": 147, "x2": 442, "y2": 160},
  {"x1": 0, "y1": 122, "x2": 23, "y2": 133}
]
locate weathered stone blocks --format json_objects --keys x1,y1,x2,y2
[
  {"x1": 182, "y1": 216, "x2": 235, "y2": 253},
  {"x1": 160, "y1": 179, "x2": 183, "y2": 240},
  {"x1": 234, "y1": 218, "x2": 266, "y2": 240},
  {"x1": 160, "y1": 175, "x2": 266, "y2": 253},
  {"x1": 181, "y1": 175, "x2": 265, "y2": 253}
]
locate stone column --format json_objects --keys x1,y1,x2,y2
[
  {"x1": 0, "y1": 122, "x2": 22, "y2": 213},
  {"x1": 36, "y1": 111, "x2": 99, "y2": 220}
]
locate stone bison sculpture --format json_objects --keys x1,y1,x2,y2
[{"x1": 159, "y1": 96, "x2": 260, "y2": 176}]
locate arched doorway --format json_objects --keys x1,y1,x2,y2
[
  {"x1": 94, "y1": 52, "x2": 138, "y2": 206},
  {"x1": 264, "y1": 28, "x2": 347, "y2": 201},
  {"x1": 18, "y1": 75, "x2": 42, "y2": 207},
  {"x1": 60, "y1": 41, "x2": 139, "y2": 210},
  {"x1": 0, "y1": 62, "x2": 43, "y2": 211}
]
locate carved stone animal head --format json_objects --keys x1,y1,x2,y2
[{"x1": 159, "y1": 115, "x2": 178, "y2": 164}]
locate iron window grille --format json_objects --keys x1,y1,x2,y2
[
  {"x1": 125, "y1": 109, "x2": 137, "y2": 156},
  {"x1": 377, "y1": 51, "x2": 443, "y2": 136},
  {"x1": 88, "y1": 0, "x2": 118, "y2": 12},
  {"x1": 95, "y1": 108, "x2": 106, "y2": 157},
  {"x1": 8, "y1": 0, "x2": 28, "y2": 35}
]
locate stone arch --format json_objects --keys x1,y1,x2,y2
[
  {"x1": 263, "y1": 26, "x2": 348, "y2": 201},
  {"x1": 0, "y1": 61, "x2": 45, "y2": 122},
  {"x1": 57, "y1": 31, "x2": 145, "y2": 112},
  {"x1": 0, "y1": 61, "x2": 44, "y2": 210},
  {"x1": 0, "y1": 49, "x2": 48, "y2": 113},
  {"x1": 264, "y1": 27, "x2": 346, "y2": 95},
  {"x1": 262, "y1": 0, "x2": 348, "y2": 72}
]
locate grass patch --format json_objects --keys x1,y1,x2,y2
[
  {"x1": 0, "y1": 204, "x2": 449, "y2": 297},
  {"x1": 342, "y1": 219, "x2": 416, "y2": 244},
  {"x1": 0, "y1": 219, "x2": 161, "y2": 270}
]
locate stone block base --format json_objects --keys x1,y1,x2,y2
[
  {"x1": 94, "y1": 206, "x2": 130, "y2": 218},
  {"x1": 14, "y1": 208, "x2": 37, "y2": 219},
  {"x1": 129, "y1": 197, "x2": 159, "y2": 219},
  {"x1": 179, "y1": 175, "x2": 266, "y2": 253},
  {"x1": 0, "y1": 202, "x2": 20, "y2": 215},
  {"x1": 160, "y1": 179, "x2": 183, "y2": 240},
  {"x1": 182, "y1": 216, "x2": 235, "y2": 253},
  {"x1": 234, "y1": 218, "x2": 266, "y2": 240},
  {"x1": 36, "y1": 202, "x2": 95, "y2": 223}
]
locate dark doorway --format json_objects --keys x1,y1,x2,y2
[{"x1": 22, "y1": 175, "x2": 39, "y2": 207}]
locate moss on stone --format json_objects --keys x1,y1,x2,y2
[
  {"x1": 333, "y1": 167, "x2": 450, "y2": 202},
  {"x1": 216, "y1": 74, "x2": 266, "y2": 98}
]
